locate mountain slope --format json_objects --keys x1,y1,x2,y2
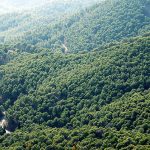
[
  {"x1": 2, "y1": 0, "x2": 149, "y2": 53},
  {"x1": 0, "y1": 34, "x2": 150, "y2": 149},
  {"x1": 0, "y1": 0, "x2": 150, "y2": 149},
  {"x1": 0, "y1": 0, "x2": 100, "y2": 44}
]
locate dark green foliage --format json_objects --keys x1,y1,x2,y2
[
  {"x1": 61, "y1": 0, "x2": 150, "y2": 52},
  {"x1": 0, "y1": 44, "x2": 19, "y2": 65},
  {"x1": 0, "y1": 125, "x2": 150, "y2": 149},
  {"x1": 0, "y1": 127, "x2": 5, "y2": 136},
  {"x1": 0, "y1": 35, "x2": 150, "y2": 149},
  {"x1": 0, "y1": 0, "x2": 150, "y2": 149},
  {"x1": 0, "y1": 46, "x2": 9, "y2": 65}
]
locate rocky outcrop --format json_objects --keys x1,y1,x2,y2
[{"x1": 0, "y1": 112, "x2": 19, "y2": 134}]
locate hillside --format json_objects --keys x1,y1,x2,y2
[
  {"x1": 1, "y1": 0, "x2": 149, "y2": 53},
  {"x1": 1, "y1": 90, "x2": 150, "y2": 149},
  {"x1": 0, "y1": 0, "x2": 100, "y2": 44},
  {"x1": 0, "y1": 34, "x2": 150, "y2": 149},
  {"x1": 0, "y1": 0, "x2": 150, "y2": 149}
]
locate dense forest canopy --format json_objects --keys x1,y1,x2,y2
[
  {"x1": 0, "y1": 0, "x2": 150, "y2": 149},
  {"x1": 0, "y1": 0, "x2": 149, "y2": 53},
  {"x1": 0, "y1": 0, "x2": 100, "y2": 44}
]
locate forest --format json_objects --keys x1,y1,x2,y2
[
  {"x1": 0, "y1": 0, "x2": 149, "y2": 53},
  {"x1": 0, "y1": 0, "x2": 150, "y2": 149}
]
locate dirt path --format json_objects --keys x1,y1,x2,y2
[{"x1": 62, "y1": 44, "x2": 69, "y2": 53}]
